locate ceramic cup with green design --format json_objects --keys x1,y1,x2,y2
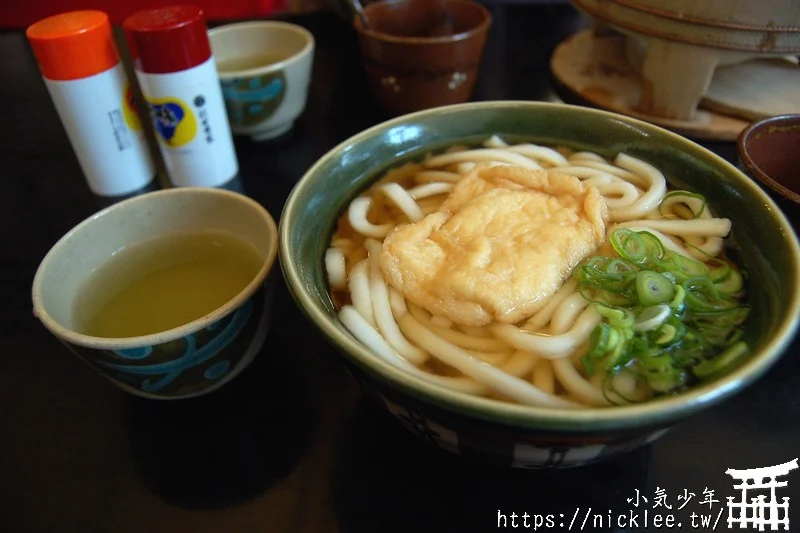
[
  {"x1": 280, "y1": 101, "x2": 800, "y2": 468},
  {"x1": 209, "y1": 21, "x2": 314, "y2": 141},
  {"x1": 32, "y1": 188, "x2": 278, "y2": 400}
]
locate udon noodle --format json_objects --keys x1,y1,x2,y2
[{"x1": 326, "y1": 136, "x2": 748, "y2": 408}]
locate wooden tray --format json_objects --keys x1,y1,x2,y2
[{"x1": 550, "y1": 29, "x2": 750, "y2": 141}]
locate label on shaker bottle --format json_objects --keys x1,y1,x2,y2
[
  {"x1": 136, "y1": 58, "x2": 239, "y2": 188},
  {"x1": 45, "y1": 64, "x2": 156, "y2": 196}
]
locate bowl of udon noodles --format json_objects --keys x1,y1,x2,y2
[{"x1": 280, "y1": 101, "x2": 800, "y2": 468}]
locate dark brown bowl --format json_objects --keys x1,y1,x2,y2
[
  {"x1": 737, "y1": 114, "x2": 800, "y2": 220},
  {"x1": 354, "y1": 0, "x2": 491, "y2": 116}
]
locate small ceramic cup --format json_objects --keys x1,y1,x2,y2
[
  {"x1": 737, "y1": 114, "x2": 800, "y2": 222},
  {"x1": 208, "y1": 21, "x2": 315, "y2": 141},
  {"x1": 354, "y1": 0, "x2": 491, "y2": 116},
  {"x1": 32, "y1": 188, "x2": 278, "y2": 400}
]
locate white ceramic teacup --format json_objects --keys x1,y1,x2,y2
[
  {"x1": 32, "y1": 188, "x2": 278, "y2": 400},
  {"x1": 209, "y1": 21, "x2": 315, "y2": 141}
]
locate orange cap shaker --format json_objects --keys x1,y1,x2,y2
[
  {"x1": 26, "y1": 10, "x2": 120, "y2": 81},
  {"x1": 25, "y1": 10, "x2": 156, "y2": 196}
]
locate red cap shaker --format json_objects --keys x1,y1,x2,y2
[{"x1": 124, "y1": 5, "x2": 238, "y2": 188}]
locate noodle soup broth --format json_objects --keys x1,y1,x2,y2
[{"x1": 325, "y1": 135, "x2": 755, "y2": 410}]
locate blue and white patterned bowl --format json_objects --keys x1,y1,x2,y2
[{"x1": 32, "y1": 188, "x2": 278, "y2": 399}]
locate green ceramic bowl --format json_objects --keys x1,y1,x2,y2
[{"x1": 280, "y1": 101, "x2": 800, "y2": 467}]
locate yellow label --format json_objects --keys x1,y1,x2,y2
[
  {"x1": 147, "y1": 96, "x2": 198, "y2": 148},
  {"x1": 122, "y1": 83, "x2": 143, "y2": 132}
]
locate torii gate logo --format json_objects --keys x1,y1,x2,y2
[{"x1": 726, "y1": 458, "x2": 798, "y2": 531}]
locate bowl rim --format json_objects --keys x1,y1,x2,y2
[
  {"x1": 208, "y1": 20, "x2": 315, "y2": 80},
  {"x1": 32, "y1": 187, "x2": 279, "y2": 350},
  {"x1": 352, "y1": 0, "x2": 492, "y2": 45},
  {"x1": 737, "y1": 113, "x2": 800, "y2": 205},
  {"x1": 280, "y1": 100, "x2": 800, "y2": 431}
]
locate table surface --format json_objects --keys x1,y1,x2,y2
[{"x1": 2, "y1": 5, "x2": 798, "y2": 533}]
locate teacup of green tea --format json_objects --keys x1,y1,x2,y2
[
  {"x1": 209, "y1": 21, "x2": 315, "y2": 141},
  {"x1": 32, "y1": 188, "x2": 278, "y2": 399}
]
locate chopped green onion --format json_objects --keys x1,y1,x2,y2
[
  {"x1": 633, "y1": 304, "x2": 671, "y2": 332},
  {"x1": 636, "y1": 271, "x2": 675, "y2": 305},
  {"x1": 602, "y1": 372, "x2": 640, "y2": 405},
  {"x1": 683, "y1": 277, "x2": 737, "y2": 312},
  {"x1": 638, "y1": 231, "x2": 666, "y2": 262},
  {"x1": 707, "y1": 258, "x2": 731, "y2": 283},
  {"x1": 605, "y1": 341, "x2": 630, "y2": 370},
  {"x1": 588, "y1": 322, "x2": 613, "y2": 357},
  {"x1": 653, "y1": 251, "x2": 708, "y2": 282},
  {"x1": 575, "y1": 227, "x2": 749, "y2": 398},
  {"x1": 644, "y1": 370, "x2": 686, "y2": 393},
  {"x1": 676, "y1": 253, "x2": 708, "y2": 277},
  {"x1": 659, "y1": 191, "x2": 707, "y2": 219},
  {"x1": 575, "y1": 257, "x2": 637, "y2": 294},
  {"x1": 579, "y1": 284, "x2": 637, "y2": 306},
  {"x1": 654, "y1": 324, "x2": 677, "y2": 345},
  {"x1": 659, "y1": 317, "x2": 686, "y2": 344},
  {"x1": 596, "y1": 305, "x2": 626, "y2": 323},
  {"x1": 715, "y1": 266, "x2": 743, "y2": 295},
  {"x1": 692, "y1": 342, "x2": 749, "y2": 378},
  {"x1": 669, "y1": 284, "x2": 686, "y2": 310},
  {"x1": 637, "y1": 352, "x2": 672, "y2": 370},
  {"x1": 611, "y1": 229, "x2": 649, "y2": 265}
]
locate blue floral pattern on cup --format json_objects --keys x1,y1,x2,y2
[
  {"x1": 221, "y1": 71, "x2": 286, "y2": 127},
  {"x1": 97, "y1": 300, "x2": 253, "y2": 393}
]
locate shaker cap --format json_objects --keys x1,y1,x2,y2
[
  {"x1": 124, "y1": 5, "x2": 212, "y2": 74},
  {"x1": 26, "y1": 10, "x2": 120, "y2": 81}
]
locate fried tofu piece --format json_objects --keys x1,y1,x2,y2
[{"x1": 380, "y1": 165, "x2": 608, "y2": 327}]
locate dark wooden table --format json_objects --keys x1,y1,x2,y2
[{"x1": 1, "y1": 4, "x2": 798, "y2": 532}]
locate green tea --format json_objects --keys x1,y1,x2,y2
[
  {"x1": 216, "y1": 53, "x2": 289, "y2": 73},
  {"x1": 76, "y1": 231, "x2": 263, "y2": 338}
]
